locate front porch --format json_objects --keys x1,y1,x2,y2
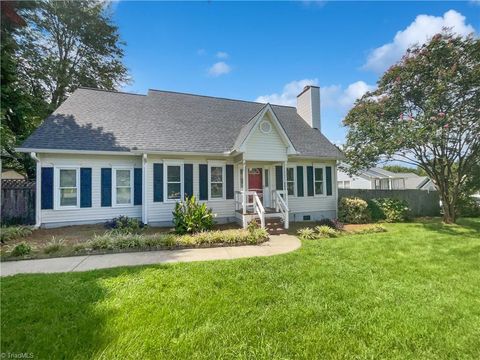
[{"x1": 233, "y1": 161, "x2": 290, "y2": 230}]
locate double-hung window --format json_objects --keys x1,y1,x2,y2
[
  {"x1": 113, "y1": 168, "x2": 133, "y2": 206},
  {"x1": 57, "y1": 168, "x2": 79, "y2": 208},
  {"x1": 286, "y1": 167, "x2": 295, "y2": 196},
  {"x1": 166, "y1": 164, "x2": 182, "y2": 200},
  {"x1": 314, "y1": 167, "x2": 324, "y2": 195},
  {"x1": 209, "y1": 164, "x2": 225, "y2": 199}
]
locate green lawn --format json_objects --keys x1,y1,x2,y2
[{"x1": 1, "y1": 219, "x2": 479, "y2": 359}]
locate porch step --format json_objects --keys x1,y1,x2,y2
[{"x1": 265, "y1": 217, "x2": 288, "y2": 235}]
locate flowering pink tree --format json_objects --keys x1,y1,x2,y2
[{"x1": 343, "y1": 32, "x2": 479, "y2": 223}]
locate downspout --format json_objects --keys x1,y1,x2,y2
[
  {"x1": 142, "y1": 153, "x2": 148, "y2": 224},
  {"x1": 30, "y1": 152, "x2": 41, "y2": 228}
]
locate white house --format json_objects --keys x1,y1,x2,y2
[
  {"x1": 337, "y1": 166, "x2": 435, "y2": 191},
  {"x1": 18, "y1": 86, "x2": 343, "y2": 229}
]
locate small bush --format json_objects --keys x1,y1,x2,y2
[
  {"x1": 354, "y1": 225, "x2": 388, "y2": 235},
  {"x1": 297, "y1": 227, "x2": 317, "y2": 240},
  {"x1": 173, "y1": 196, "x2": 214, "y2": 234},
  {"x1": 372, "y1": 198, "x2": 411, "y2": 222},
  {"x1": 87, "y1": 234, "x2": 115, "y2": 250},
  {"x1": 247, "y1": 219, "x2": 260, "y2": 232},
  {"x1": 317, "y1": 218, "x2": 344, "y2": 231},
  {"x1": 339, "y1": 197, "x2": 371, "y2": 224},
  {"x1": 1, "y1": 226, "x2": 32, "y2": 243},
  {"x1": 314, "y1": 225, "x2": 338, "y2": 238},
  {"x1": 367, "y1": 199, "x2": 386, "y2": 222},
  {"x1": 44, "y1": 237, "x2": 65, "y2": 254},
  {"x1": 105, "y1": 216, "x2": 145, "y2": 234},
  {"x1": 10, "y1": 242, "x2": 32, "y2": 257}
]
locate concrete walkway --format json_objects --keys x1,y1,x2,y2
[{"x1": 0, "y1": 235, "x2": 301, "y2": 277}]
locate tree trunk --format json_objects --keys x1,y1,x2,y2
[{"x1": 440, "y1": 194, "x2": 456, "y2": 224}]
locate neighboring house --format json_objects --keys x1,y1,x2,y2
[
  {"x1": 18, "y1": 86, "x2": 343, "y2": 229},
  {"x1": 337, "y1": 166, "x2": 436, "y2": 191},
  {"x1": 1, "y1": 169, "x2": 26, "y2": 180}
]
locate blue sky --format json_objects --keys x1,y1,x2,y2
[{"x1": 113, "y1": 1, "x2": 479, "y2": 144}]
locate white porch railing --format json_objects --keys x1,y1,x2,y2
[
  {"x1": 273, "y1": 190, "x2": 289, "y2": 229},
  {"x1": 235, "y1": 190, "x2": 265, "y2": 228}
]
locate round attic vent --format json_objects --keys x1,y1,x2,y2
[{"x1": 260, "y1": 120, "x2": 272, "y2": 134}]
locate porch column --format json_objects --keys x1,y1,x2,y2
[
  {"x1": 242, "y1": 161, "x2": 247, "y2": 214},
  {"x1": 283, "y1": 160, "x2": 288, "y2": 207},
  {"x1": 142, "y1": 153, "x2": 148, "y2": 224}
]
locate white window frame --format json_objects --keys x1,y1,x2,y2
[
  {"x1": 286, "y1": 166, "x2": 296, "y2": 197},
  {"x1": 313, "y1": 165, "x2": 326, "y2": 197},
  {"x1": 163, "y1": 160, "x2": 184, "y2": 203},
  {"x1": 208, "y1": 161, "x2": 226, "y2": 201},
  {"x1": 112, "y1": 167, "x2": 134, "y2": 207},
  {"x1": 54, "y1": 166, "x2": 80, "y2": 210},
  {"x1": 343, "y1": 180, "x2": 351, "y2": 189}
]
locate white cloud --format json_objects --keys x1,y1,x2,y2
[
  {"x1": 255, "y1": 79, "x2": 319, "y2": 106},
  {"x1": 363, "y1": 10, "x2": 475, "y2": 73},
  {"x1": 255, "y1": 79, "x2": 374, "y2": 110},
  {"x1": 208, "y1": 61, "x2": 231, "y2": 77},
  {"x1": 216, "y1": 51, "x2": 229, "y2": 59}
]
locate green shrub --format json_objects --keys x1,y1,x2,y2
[
  {"x1": 339, "y1": 197, "x2": 371, "y2": 224},
  {"x1": 105, "y1": 216, "x2": 145, "y2": 234},
  {"x1": 1, "y1": 226, "x2": 32, "y2": 243},
  {"x1": 172, "y1": 196, "x2": 214, "y2": 234},
  {"x1": 371, "y1": 198, "x2": 411, "y2": 222},
  {"x1": 457, "y1": 196, "x2": 480, "y2": 217},
  {"x1": 297, "y1": 227, "x2": 316, "y2": 240},
  {"x1": 10, "y1": 242, "x2": 32, "y2": 257},
  {"x1": 44, "y1": 237, "x2": 65, "y2": 254},
  {"x1": 367, "y1": 199, "x2": 386, "y2": 222},
  {"x1": 87, "y1": 234, "x2": 115, "y2": 250},
  {"x1": 354, "y1": 225, "x2": 388, "y2": 235},
  {"x1": 314, "y1": 225, "x2": 338, "y2": 238}
]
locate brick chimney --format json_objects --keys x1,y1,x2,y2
[{"x1": 296, "y1": 85, "x2": 320, "y2": 131}]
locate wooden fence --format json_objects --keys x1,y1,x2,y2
[
  {"x1": 338, "y1": 189, "x2": 441, "y2": 217},
  {"x1": 1, "y1": 179, "x2": 36, "y2": 225}
]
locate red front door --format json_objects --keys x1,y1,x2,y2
[{"x1": 248, "y1": 168, "x2": 263, "y2": 201}]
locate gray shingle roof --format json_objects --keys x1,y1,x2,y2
[{"x1": 20, "y1": 88, "x2": 343, "y2": 158}]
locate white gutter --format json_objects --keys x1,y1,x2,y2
[
  {"x1": 16, "y1": 148, "x2": 137, "y2": 156},
  {"x1": 30, "y1": 152, "x2": 41, "y2": 228}
]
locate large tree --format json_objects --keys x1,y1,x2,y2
[
  {"x1": 1, "y1": 0, "x2": 129, "y2": 178},
  {"x1": 16, "y1": 0, "x2": 129, "y2": 110},
  {"x1": 343, "y1": 32, "x2": 480, "y2": 223}
]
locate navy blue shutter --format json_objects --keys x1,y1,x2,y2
[
  {"x1": 41, "y1": 167, "x2": 54, "y2": 209},
  {"x1": 80, "y1": 168, "x2": 92, "y2": 208},
  {"x1": 275, "y1": 166, "x2": 283, "y2": 190},
  {"x1": 226, "y1": 165, "x2": 234, "y2": 199},
  {"x1": 199, "y1": 164, "x2": 208, "y2": 200},
  {"x1": 307, "y1": 166, "x2": 314, "y2": 196},
  {"x1": 184, "y1": 164, "x2": 193, "y2": 198},
  {"x1": 134, "y1": 168, "x2": 142, "y2": 205},
  {"x1": 153, "y1": 163, "x2": 163, "y2": 202},
  {"x1": 296, "y1": 166, "x2": 304, "y2": 197},
  {"x1": 101, "y1": 168, "x2": 112, "y2": 207},
  {"x1": 326, "y1": 166, "x2": 333, "y2": 196}
]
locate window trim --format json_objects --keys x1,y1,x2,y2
[
  {"x1": 313, "y1": 165, "x2": 326, "y2": 197},
  {"x1": 112, "y1": 167, "x2": 134, "y2": 207},
  {"x1": 208, "y1": 161, "x2": 226, "y2": 201},
  {"x1": 163, "y1": 161, "x2": 184, "y2": 203},
  {"x1": 54, "y1": 166, "x2": 80, "y2": 210},
  {"x1": 286, "y1": 166, "x2": 296, "y2": 197}
]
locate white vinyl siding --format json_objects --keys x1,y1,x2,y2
[
  {"x1": 243, "y1": 115, "x2": 288, "y2": 162},
  {"x1": 41, "y1": 154, "x2": 142, "y2": 227}
]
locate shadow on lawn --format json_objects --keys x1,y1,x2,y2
[
  {"x1": 417, "y1": 217, "x2": 480, "y2": 237},
  {"x1": 0, "y1": 266, "x2": 160, "y2": 359}
]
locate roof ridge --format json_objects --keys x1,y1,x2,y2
[
  {"x1": 77, "y1": 87, "x2": 146, "y2": 97},
  {"x1": 147, "y1": 88, "x2": 297, "y2": 109}
]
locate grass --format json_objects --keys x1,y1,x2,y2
[{"x1": 1, "y1": 218, "x2": 479, "y2": 359}]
